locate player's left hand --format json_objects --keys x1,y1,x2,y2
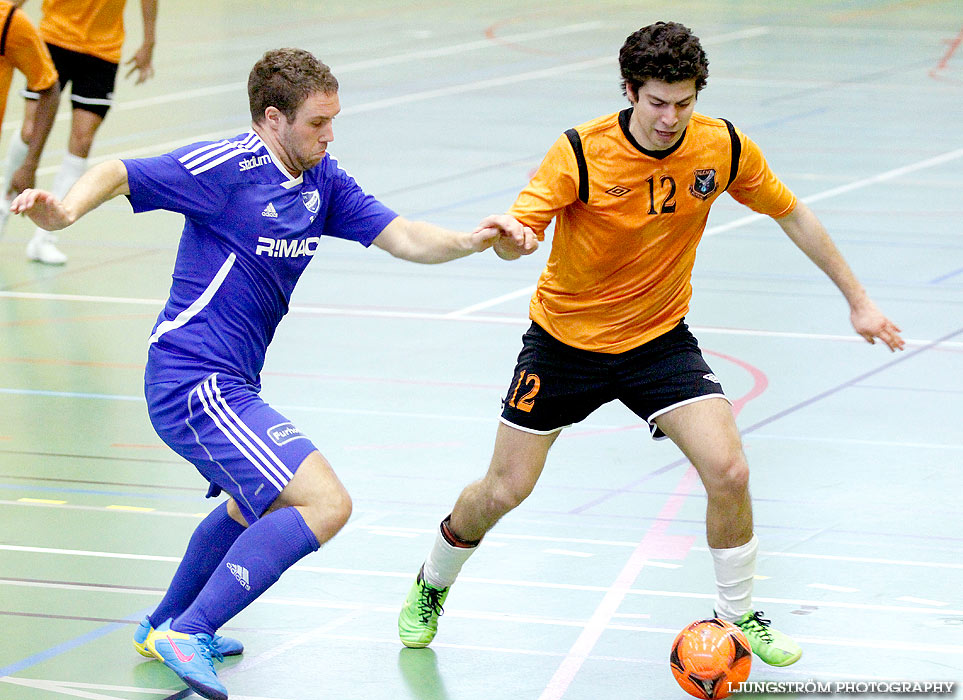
[
  {"x1": 9, "y1": 188, "x2": 72, "y2": 230},
  {"x1": 851, "y1": 302, "x2": 904, "y2": 352},
  {"x1": 473, "y1": 214, "x2": 538, "y2": 260},
  {"x1": 125, "y1": 44, "x2": 155, "y2": 84}
]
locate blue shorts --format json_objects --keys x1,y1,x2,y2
[{"x1": 145, "y1": 369, "x2": 317, "y2": 524}]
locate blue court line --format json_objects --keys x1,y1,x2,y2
[
  {"x1": 750, "y1": 106, "x2": 829, "y2": 131},
  {"x1": 0, "y1": 608, "x2": 151, "y2": 679},
  {"x1": 0, "y1": 481, "x2": 202, "y2": 502},
  {"x1": 930, "y1": 267, "x2": 963, "y2": 284},
  {"x1": 407, "y1": 184, "x2": 526, "y2": 219}
]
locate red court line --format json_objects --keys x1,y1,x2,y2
[
  {"x1": 830, "y1": 0, "x2": 945, "y2": 22},
  {"x1": 484, "y1": 17, "x2": 558, "y2": 56},
  {"x1": 930, "y1": 26, "x2": 963, "y2": 80},
  {"x1": 563, "y1": 348, "x2": 769, "y2": 438},
  {"x1": 110, "y1": 443, "x2": 167, "y2": 450}
]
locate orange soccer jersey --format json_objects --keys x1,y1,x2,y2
[
  {"x1": 39, "y1": 0, "x2": 127, "y2": 64},
  {"x1": 0, "y1": 2, "x2": 57, "y2": 126},
  {"x1": 508, "y1": 110, "x2": 797, "y2": 353}
]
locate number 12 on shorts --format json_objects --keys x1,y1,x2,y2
[{"x1": 508, "y1": 371, "x2": 540, "y2": 413}]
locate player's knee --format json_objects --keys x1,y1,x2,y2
[
  {"x1": 327, "y1": 485, "x2": 353, "y2": 530},
  {"x1": 311, "y1": 483, "x2": 352, "y2": 539},
  {"x1": 703, "y1": 453, "x2": 749, "y2": 499},
  {"x1": 487, "y1": 475, "x2": 535, "y2": 515}
]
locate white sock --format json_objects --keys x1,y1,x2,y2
[
  {"x1": 422, "y1": 519, "x2": 478, "y2": 588},
  {"x1": 2, "y1": 136, "x2": 30, "y2": 199},
  {"x1": 51, "y1": 152, "x2": 87, "y2": 199},
  {"x1": 710, "y1": 534, "x2": 758, "y2": 621}
]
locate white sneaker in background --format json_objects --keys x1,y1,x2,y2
[
  {"x1": 26, "y1": 230, "x2": 68, "y2": 264},
  {"x1": 0, "y1": 197, "x2": 11, "y2": 237}
]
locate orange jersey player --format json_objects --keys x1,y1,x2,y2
[
  {"x1": 39, "y1": 0, "x2": 130, "y2": 64},
  {"x1": 513, "y1": 110, "x2": 795, "y2": 352},
  {"x1": 0, "y1": 0, "x2": 157, "y2": 263},
  {"x1": 399, "y1": 21, "x2": 904, "y2": 675},
  {"x1": 0, "y1": 0, "x2": 59, "y2": 202}
]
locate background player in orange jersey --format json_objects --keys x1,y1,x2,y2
[
  {"x1": 0, "y1": 0, "x2": 156, "y2": 263},
  {"x1": 399, "y1": 21, "x2": 904, "y2": 669},
  {"x1": 0, "y1": 1, "x2": 59, "y2": 216}
]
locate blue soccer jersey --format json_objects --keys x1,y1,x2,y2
[{"x1": 124, "y1": 131, "x2": 398, "y2": 384}]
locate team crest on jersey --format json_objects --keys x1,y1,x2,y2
[
  {"x1": 689, "y1": 169, "x2": 718, "y2": 200},
  {"x1": 301, "y1": 189, "x2": 320, "y2": 214}
]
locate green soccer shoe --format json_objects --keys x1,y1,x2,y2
[{"x1": 398, "y1": 566, "x2": 450, "y2": 648}]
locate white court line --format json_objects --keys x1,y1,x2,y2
[
  {"x1": 745, "y1": 434, "x2": 963, "y2": 450},
  {"x1": 691, "y1": 546, "x2": 963, "y2": 570},
  {"x1": 807, "y1": 583, "x2": 860, "y2": 593},
  {"x1": 6, "y1": 539, "x2": 963, "y2": 572},
  {"x1": 896, "y1": 596, "x2": 949, "y2": 607},
  {"x1": 543, "y1": 548, "x2": 595, "y2": 558},
  {"x1": 222, "y1": 610, "x2": 362, "y2": 677},
  {"x1": 13, "y1": 30, "x2": 767, "y2": 176},
  {"x1": 0, "y1": 22, "x2": 608, "y2": 134},
  {"x1": 443, "y1": 285, "x2": 535, "y2": 317},
  {"x1": 4, "y1": 575, "x2": 962, "y2": 619},
  {"x1": 445, "y1": 144, "x2": 963, "y2": 318},
  {"x1": 0, "y1": 291, "x2": 959, "y2": 350},
  {"x1": 0, "y1": 677, "x2": 288, "y2": 700},
  {"x1": 225, "y1": 630, "x2": 949, "y2": 681}
]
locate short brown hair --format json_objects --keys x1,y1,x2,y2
[
  {"x1": 619, "y1": 22, "x2": 709, "y2": 97},
  {"x1": 248, "y1": 48, "x2": 339, "y2": 123}
]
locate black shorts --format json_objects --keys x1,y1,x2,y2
[
  {"x1": 500, "y1": 321, "x2": 728, "y2": 440},
  {"x1": 23, "y1": 44, "x2": 118, "y2": 117}
]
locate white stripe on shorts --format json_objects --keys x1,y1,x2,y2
[
  {"x1": 207, "y1": 374, "x2": 295, "y2": 481},
  {"x1": 191, "y1": 376, "x2": 288, "y2": 493}
]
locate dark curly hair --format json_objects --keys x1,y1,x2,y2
[
  {"x1": 248, "y1": 48, "x2": 339, "y2": 123},
  {"x1": 619, "y1": 22, "x2": 709, "y2": 98}
]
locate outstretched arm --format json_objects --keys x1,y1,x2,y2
[
  {"x1": 10, "y1": 159, "x2": 130, "y2": 230},
  {"x1": 775, "y1": 201, "x2": 904, "y2": 351},
  {"x1": 372, "y1": 215, "x2": 536, "y2": 264}
]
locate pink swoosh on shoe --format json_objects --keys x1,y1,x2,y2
[{"x1": 166, "y1": 635, "x2": 195, "y2": 663}]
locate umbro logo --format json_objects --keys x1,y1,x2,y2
[
  {"x1": 261, "y1": 202, "x2": 278, "y2": 218},
  {"x1": 226, "y1": 562, "x2": 251, "y2": 590},
  {"x1": 703, "y1": 373, "x2": 721, "y2": 384},
  {"x1": 606, "y1": 185, "x2": 632, "y2": 197}
]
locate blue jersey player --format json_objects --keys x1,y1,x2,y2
[{"x1": 12, "y1": 48, "x2": 538, "y2": 700}]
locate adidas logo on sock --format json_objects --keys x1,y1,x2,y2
[{"x1": 226, "y1": 562, "x2": 251, "y2": 591}]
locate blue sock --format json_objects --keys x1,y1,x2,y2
[
  {"x1": 148, "y1": 501, "x2": 246, "y2": 627},
  {"x1": 173, "y1": 506, "x2": 320, "y2": 636}
]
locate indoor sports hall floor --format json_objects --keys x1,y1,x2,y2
[{"x1": 1, "y1": 2, "x2": 961, "y2": 699}]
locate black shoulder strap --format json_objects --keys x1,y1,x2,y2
[
  {"x1": 564, "y1": 128, "x2": 589, "y2": 204},
  {"x1": 0, "y1": 7, "x2": 16, "y2": 57},
  {"x1": 721, "y1": 119, "x2": 741, "y2": 192}
]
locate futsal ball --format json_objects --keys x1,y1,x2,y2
[{"x1": 669, "y1": 618, "x2": 752, "y2": 699}]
